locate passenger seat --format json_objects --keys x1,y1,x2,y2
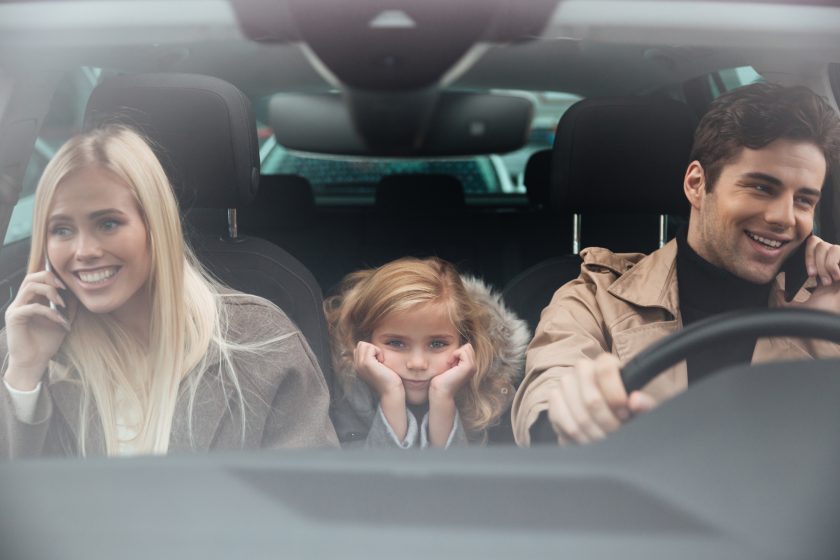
[{"x1": 84, "y1": 73, "x2": 335, "y2": 390}]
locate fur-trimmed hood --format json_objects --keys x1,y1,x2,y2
[{"x1": 330, "y1": 275, "x2": 531, "y2": 439}]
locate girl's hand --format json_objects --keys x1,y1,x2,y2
[
  {"x1": 429, "y1": 343, "x2": 477, "y2": 401},
  {"x1": 353, "y1": 341, "x2": 404, "y2": 399},
  {"x1": 4, "y1": 270, "x2": 73, "y2": 391}
]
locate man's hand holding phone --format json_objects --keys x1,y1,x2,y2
[
  {"x1": 778, "y1": 235, "x2": 840, "y2": 313},
  {"x1": 3, "y1": 263, "x2": 73, "y2": 392}
]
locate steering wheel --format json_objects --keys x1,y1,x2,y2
[{"x1": 531, "y1": 308, "x2": 840, "y2": 443}]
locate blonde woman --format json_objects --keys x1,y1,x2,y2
[
  {"x1": 326, "y1": 257, "x2": 529, "y2": 448},
  {"x1": 0, "y1": 125, "x2": 337, "y2": 458}
]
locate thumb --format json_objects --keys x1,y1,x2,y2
[{"x1": 628, "y1": 391, "x2": 657, "y2": 415}]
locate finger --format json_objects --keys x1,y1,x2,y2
[
  {"x1": 805, "y1": 235, "x2": 820, "y2": 277},
  {"x1": 628, "y1": 391, "x2": 657, "y2": 415},
  {"x1": 14, "y1": 281, "x2": 66, "y2": 309},
  {"x1": 592, "y1": 353, "x2": 631, "y2": 421},
  {"x1": 547, "y1": 388, "x2": 590, "y2": 444},
  {"x1": 827, "y1": 245, "x2": 840, "y2": 282},
  {"x1": 21, "y1": 270, "x2": 66, "y2": 291},
  {"x1": 562, "y1": 365, "x2": 607, "y2": 441},
  {"x1": 9, "y1": 303, "x2": 71, "y2": 331},
  {"x1": 813, "y1": 240, "x2": 831, "y2": 286},
  {"x1": 579, "y1": 355, "x2": 622, "y2": 432}
]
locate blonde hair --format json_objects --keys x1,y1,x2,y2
[
  {"x1": 30, "y1": 124, "x2": 249, "y2": 455},
  {"x1": 324, "y1": 257, "x2": 511, "y2": 438}
]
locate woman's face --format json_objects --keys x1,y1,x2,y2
[{"x1": 46, "y1": 165, "x2": 152, "y2": 321}]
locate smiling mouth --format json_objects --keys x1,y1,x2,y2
[
  {"x1": 75, "y1": 266, "x2": 120, "y2": 284},
  {"x1": 745, "y1": 230, "x2": 789, "y2": 250}
]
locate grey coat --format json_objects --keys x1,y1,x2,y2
[
  {"x1": 331, "y1": 276, "x2": 530, "y2": 448},
  {"x1": 0, "y1": 293, "x2": 338, "y2": 458}
]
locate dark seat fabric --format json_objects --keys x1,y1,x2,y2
[
  {"x1": 375, "y1": 173, "x2": 466, "y2": 214},
  {"x1": 503, "y1": 96, "x2": 697, "y2": 349},
  {"x1": 523, "y1": 149, "x2": 551, "y2": 210},
  {"x1": 84, "y1": 73, "x2": 334, "y2": 390}
]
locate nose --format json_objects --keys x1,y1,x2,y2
[
  {"x1": 406, "y1": 349, "x2": 428, "y2": 371},
  {"x1": 765, "y1": 194, "x2": 796, "y2": 231},
  {"x1": 74, "y1": 231, "x2": 104, "y2": 261}
]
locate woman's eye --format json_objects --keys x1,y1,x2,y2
[
  {"x1": 100, "y1": 219, "x2": 122, "y2": 231},
  {"x1": 50, "y1": 226, "x2": 72, "y2": 237}
]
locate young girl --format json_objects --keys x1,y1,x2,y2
[
  {"x1": 325, "y1": 257, "x2": 529, "y2": 448},
  {"x1": 0, "y1": 125, "x2": 337, "y2": 457}
]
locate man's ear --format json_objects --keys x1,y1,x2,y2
[{"x1": 683, "y1": 161, "x2": 707, "y2": 210}]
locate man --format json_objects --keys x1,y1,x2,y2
[{"x1": 511, "y1": 82, "x2": 840, "y2": 446}]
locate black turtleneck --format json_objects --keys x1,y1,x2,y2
[{"x1": 676, "y1": 228, "x2": 772, "y2": 384}]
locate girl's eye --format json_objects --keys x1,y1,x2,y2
[
  {"x1": 429, "y1": 339, "x2": 449, "y2": 350},
  {"x1": 385, "y1": 339, "x2": 405, "y2": 349}
]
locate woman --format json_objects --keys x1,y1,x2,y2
[{"x1": 0, "y1": 125, "x2": 337, "y2": 457}]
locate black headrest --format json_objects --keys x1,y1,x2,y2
[
  {"x1": 375, "y1": 174, "x2": 465, "y2": 214},
  {"x1": 524, "y1": 149, "x2": 551, "y2": 208},
  {"x1": 551, "y1": 97, "x2": 696, "y2": 215},
  {"x1": 84, "y1": 73, "x2": 259, "y2": 210}
]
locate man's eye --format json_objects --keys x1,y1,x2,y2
[
  {"x1": 753, "y1": 184, "x2": 770, "y2": 193},
  {"x1": 795, "y1": 196, "x2": 816, "y2": 208}
]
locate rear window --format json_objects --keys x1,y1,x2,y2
[{"x1": 256, "y1": 90, "x2": 582, "y2": 201}]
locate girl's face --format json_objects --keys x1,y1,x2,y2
[
  {"x1": 371, "y1": 302, "x2": 461, "y2": 405},
  {"x1": 46, "y1": 165, "x2": 153, "y2": 322}
]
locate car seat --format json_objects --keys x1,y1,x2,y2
[
  {"x1": 84, "y1": 73, "x2": 335, "y2": 391},
  {"x1": 503, "y1": 96, "x2": 696, "y2": 335}
]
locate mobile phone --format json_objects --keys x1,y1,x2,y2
[
  {"x1": 44, "y1": 256, "x2": 58, "y2": 312},
  {"x1": 782, "y1": 235, "x2": 811, "y2": 303}
]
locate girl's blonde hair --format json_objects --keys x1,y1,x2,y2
[
  {"x1": 30, "y1": 124, "x2": 248, "y2": 455},
  {"x1": 324, "y1": 257, "x2": 511, "y2": 438}
]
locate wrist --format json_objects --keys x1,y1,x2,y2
[
  {"x1": 428, "y1": 383, "x2": 457, "y2": 405},
  {"x1": 3, "y1": 366, "x2": 46, "y2": 392},
  {"x1": 379, "y1": 384, "x2": 406, "y2": 404}
]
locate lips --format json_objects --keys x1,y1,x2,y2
[
  {"x1": 74, "y1": 266, "x2": 120, "y2": 284},
  {"x1": 403, "y1": 379, "x2": 430, "y2": 389},
  {"x1": 745, "y1": 230, "x2": 789, "y2": 250}
]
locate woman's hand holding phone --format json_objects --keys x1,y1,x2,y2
[{"x1": 3, "y1": 268, "x2": 72, "y2": 391}]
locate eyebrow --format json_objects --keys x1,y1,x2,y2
[
  {"x1": 740, "y1": 172, "x2": 822, "y2": 199},
  {"x1": 48, "y1": 208, "x2": 128, "y2": 223}
]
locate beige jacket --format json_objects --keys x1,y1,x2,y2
[
  {"x1": 512, "y1": 239, "x2": 839, "y2": 446},
  {"x1": 0, "y1": 293, "x2": 339, "y2": 458}
]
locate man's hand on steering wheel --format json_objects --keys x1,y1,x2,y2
[{"x1": 546, "y1": 353, "x2": 657, "y2": 445}]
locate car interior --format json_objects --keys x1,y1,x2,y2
[{"x1": 1, "y1": 0, "x2": 840, "y2": 558}]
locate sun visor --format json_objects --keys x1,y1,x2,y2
[{"x1": 269, "y1": 91, "x2": 533, "y2": 156}]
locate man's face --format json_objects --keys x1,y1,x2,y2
[{"x1": 686, "y1": 139, "x2": 826, "y2": 284}]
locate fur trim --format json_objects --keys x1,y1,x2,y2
[
  {"x1": 332, "y1": 275, "x2": 530, "y2": 426},
  {"x1": 461, "y1": 275, "x2": 530, "y2": 390}
]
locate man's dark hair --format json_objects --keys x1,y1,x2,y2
[{"x1": 690, "y1": 82, "x2": 840, "y2": 191}]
